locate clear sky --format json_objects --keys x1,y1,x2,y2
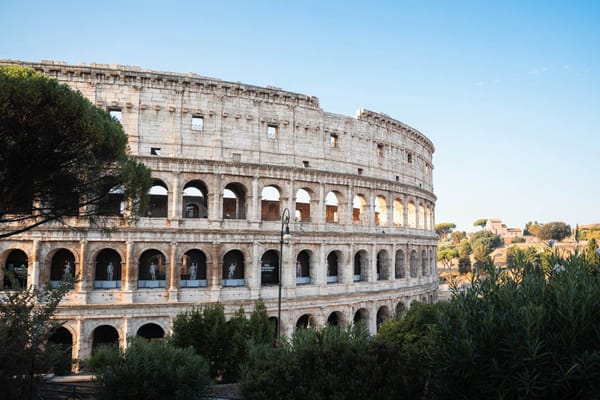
[{"x1": 2, "y1": 0, "x2": 598, "y2": 232}]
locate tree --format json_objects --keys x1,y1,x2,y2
[
  {"x1": 585, "y1": 238, "x2": 600, "y2": 267},
  {"x1": 91, "y1": 337, "x2": 210, "y2": 400},
  {"x1": 524, "y1": 221, "x2": 541, "y2": 237},
  {"x1": 437, "y1": 247, "x2": 458, "y2": 270},
  {"x1": 0, "y1": 65, "x2": 152, "y2": 238},
  {"x1": 435, "y1": 222, "x2": 456, "y2": 240},
  {"x1": 428, "y1": 253, "x2": 600, "y2": 399},
  {"x1": 0, "y1": 280, "x2": 72, "y2": 399},
  {"x1": 450, "y1": 230, "x2": 466, "y2": 245},
  {"x1": 536, "y1": 221, "x2": 571, "y2": 241},
  {"x1": 473, "y1": 218, "x2": 487, "y2": 229}
]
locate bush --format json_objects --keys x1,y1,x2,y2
[
  {"x1": 91, "y1": 337, "x2": 210, "y2": 400},
  {"x1": 428, "y1": 252, "x2": 600, "y2": 399}
]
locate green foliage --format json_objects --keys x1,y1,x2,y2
[
  {"x1": 437, "y1": 247, "x2": 458, "y2": 270},
  {"x1": 473, "y1": 218, "x2": 487, "y2": 229},
  {"x1": 524, "y1": 220, "x2": 542, "y2": 237},
  {"x1": 0, "y1": 281, "x2": 72, "y2": 399},
  {"x1": 435, "y1": 222, "x2": 456, "y2": 239},
  {"x1": 511, "y1": 236, "x2": 525, "y2": 243},
  {"x1": 506, "y1": 246, "x2": 540, "y2": 269},
  {"x1": 170, "y1": 300, "x2": 274, "y2": 383},
  {"x1": 451, "y1": 230, "x2": 466, "y2": 245},
  {"x1": 458, "y1": 257, "x2": 471, "y2": 274},
  {"x1": 91, "y1": 337, "x2": 210, "y2": 400},
  {"x1": 428, "y1": 253, "x2": 600, "y2": 399},
  {"x1": 0, "y1": 65, "x2": 151, "y2": 238},
  {"x1": 537, "y1": 221, "x2": 571, "y2": 241},
  {"x1": 585, "y1": 238, "x2": 600, "y2": 267}
]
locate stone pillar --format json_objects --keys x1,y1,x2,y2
[
  {"x1": 168, "y1": 241, "x2": 179, "y2": 302},
  {"x1": 171, "y1": 174, "x2": 181, "y2": 219},
  {"x1": 76, "y1": 239, "x2": 88, "y2": 303},
  {"x1": 209, "y1": 242, "x2": 220, "y2": 289},
  {"x1": 369, "y1": 242, "x2": 377, "y2": 283},
  {"x1": 30, "y1": 239, "x2": 40, "y2": 289},
  {"x1": 248, "y1": 241, "x2": 259, "y2": 289},
  {"x1": 252, "y1": 176, "x2": 260, "y2": 222},
  {"x1": 122, "y1": 241, "x2": 134, "y2": 302},
  {"x1": 210, "y1": 174, "x2": 222, "y2": 222}
]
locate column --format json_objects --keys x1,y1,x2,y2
[
  {"x1": 251, "y1": 176, "x2": 260, "y2": 222},
  {"x1": 30, "y1": 239, "x2": 40, "y2": 289},
  {"x1": 168, "y1": 241, "x2": 179, "y2": 302}
]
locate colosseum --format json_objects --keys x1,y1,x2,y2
[{"x1": 0, "y1": 60, "x2": 437, "y2": 366}]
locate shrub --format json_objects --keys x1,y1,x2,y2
[{"x1": 91, "y1": 337, "x2": 210, "y2": 400}]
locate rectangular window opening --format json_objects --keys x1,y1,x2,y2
[
  {"x1": 330, "y1": 134, "x2": 338, "y2": 148},
  {"x1": 151, "y1": 147, "x2": 161, "y2": 156},
  {"x1": 358, "y1": 168, "x2": 363, "y2": 175},
  {"x1": 303, "y1": 161, "x2": 310, "y2": 168},
  {"x1": 109, "y1": 109, "x2": 122, "y2": 123},
  {"x1": 377, "y1": 144, "x2": 384, "y2": 157},
  {"x1": 407, "y1": 152, "x2": 413, "y2": 163},
  {"x1": 267, "y1": 124, "x2": 278, "y2": 139},
  {"x1": 192, "y1": 115, "x2": 204, "y2": 131}
]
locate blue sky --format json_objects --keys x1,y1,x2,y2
[{"x1": 2, "y1": 0, "x2": 598, "y2": 232}]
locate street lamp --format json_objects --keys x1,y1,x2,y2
[{"x1": 277, "y1": 207, "x2": 291, "y2": 341}]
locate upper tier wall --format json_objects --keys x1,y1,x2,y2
[{"x1": 0, "y1": 60, "x2": 435, "y2": 192}]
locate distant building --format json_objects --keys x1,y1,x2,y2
[{"x1": 485, "y1": 219, "x2": 522, "y2": 243}]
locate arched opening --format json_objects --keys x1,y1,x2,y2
[
  {"x1": 92, "y1": 325, "x2": 119, "y2": 355},
  {"x1": 181, "y1": 249, "x2": 207, "y2": 287},
  {"x1": 296, "y1": 314, "x2": 317, "y2": 330},
  {"x1": 50, "y1": 249, "x2": 75, "y2": 287},
  {"x1": 223, "y1": 183, "x2": 246, "y2": 219},
  {"x1": 374, "y1": 195, "x2": 387, "y2": 226},
  {"x1": 97, "y1": 183, "x2": 125, "y2": 216},
  {"x1": 408, "y1": 201, "x2": 417, "y2": 228},
  {"x1": 327, "y1": 311, "x2": 345, "y2": 327},
  {"x1": 393, "y1": 199, "x2": 403, "y2": 226},
  {"x1": 410, "y1": 250, "x2": 418, "y2": 278},
  {"x1": 352, "y1": 194, "x2": 367, "y2": 224},
  {"x1": 146, "y1": 179, "x2": 168, "y2": 218},
  {"x1": 354, "y1": 250, "x2": 368, "y2": 282},
  {"x1": 3, "y1": 249, "x2": 28, "y2": 289},
  {"x1": 395, "y1": 249, "x2": 406, "y2": 279},
  {"x1": 183, "y1": 181, "x2": 208, "y2": 218},
  {"x1": 395, "y1": 302, "x2": 406, "y2": 318},
  {"x1": 222, "y1": 250, "x2": 245, "y2": 287},
  {"x1": 376, "y1": 306, "x2": 391, "y2": 330},
  {"x1": 137, "y1": 323, "x2": 165, "y2": 340},
  {"x1": 325, "y1": 192, "x2": 339, "y2": 223},
  {"x1": 377, "y1": 250, "x2": 390, "y2": 280},
  {"x1": 48, "y1": 327, "x2": 73, "y2": 375},
  {"x1": 94, "y1": 249, "x2": 122, "y2": 289},
  {"x1": 295, "y1": 188, "x2": 311, "y2": 222},
  {"x1": 261, "y1": 186, "x2": 281, "y2": 221},
  {"x1": 326, "y1": 251, "x2": 340, "y2": 284},
  {"x1": 421, "y1": 249, "x2": 428, "y2": 276},
  {"x1": 353, "y1": 308, "x2": 369, "y2": 325},
  {"x1": 261, "y1": 250, "x2": 279, "y2": 286},
  {"x1": 138, "y1": 249, "x2": 166, "y2": 288},
  {"x1": 295, "y1": 250, "x2": 311, "y2": 285}
]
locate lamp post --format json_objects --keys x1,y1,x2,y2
[{"x1": 277, "y1": 207, "x2": 291, "y2": 342}]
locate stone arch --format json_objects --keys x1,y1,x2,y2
[
  {"x1": 97, "y1": 181, "x2": 125, "y2": 216},
  {"x1": 296, "y1": 313, "x2": 317, "y2": 329},
  {"x1": 421, "y1": 249, "x2": 428, "y2": 276},
  {"x1": 408, "y1": 201, "x2": 417, "y2": 228},
  {"x1": 409, "y1": 250, "x2": 418, "y2": 278},
  {"x1": 223, "y1": 182, "x2": 247, "y2": 219},
  {"x1": 137, "y1": 323, "x2": 165, "y2": 339},
  {"x1": 181, "y1": 249, "x2": 207, "y2": 287},
  {"x1": 147, "y1": 179, "x2": 169, "y2": 218},
  {"x1": 222, "y1": 249, "x2": 245, "y2": 287},
  {"x1": 295, "y1": 249, "x2": 312, "y2": 285},
  {"x1": 94, "y1": 248, "x2": 122, "y2": 289},
  {"x1": 92, "y1": 325, "x2": 120, "y2": 354},
  {"x1": 352, "y1": 194, "x2": 368, "y2": 224},
  {"x1": 376, "y1": 305, "x2": 391, "y2": 330},
  {"x1": 377, "y1": 250, "x2": 391, "y2": 280},
  {"x1": 395, "y1": 249, "x2": 405, "y2": 279},
  {"x1": 327, "y1": 311, "x2": 346, "y2": 327},
  {"x1": 182, "y1": 180, "x2": 208, "y2": 218},
  {"x1": 326, "y1": 250, "x2": 341, "y2": 284},
  {"x1": 354, "y1": 250, "x2": 368, "y2": 282},
  {"x1": 138, "y1": 249, "x2": 167, "y2": 288},
  {"x1": 295, "y1": 188, "x2": 312, "y2": 222},
  {"x1": 48, "y1": 326, "x2": 74, "y2": 374},
  {"x1": 393, "y1": 198, "x2": 403, "y2": 226},
  {"x1": 261, "y1": 249, "x2": 279, "y2": 286},
  {"x1": 374, "y1": 195, "x2": 387, "y2": 226},
  {"x1": 325, "y1": 191, "x2": 341, "y2": 223},
  {"x1": 353, "y1": 308, "x2": 369, "y2": 324},
  {"x1": 49, "y1": 248, "x2": 76, "y2": 286},
  {"x1": 3, "y1": 248, "x2": 28, "y2": 289},
  {"x1": 261, "y1": 185, "x2": 281, "y2": 221}
]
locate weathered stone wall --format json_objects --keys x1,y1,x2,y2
[{"x1": 0, "y1": 60, "x2": 438, "y2": 368}]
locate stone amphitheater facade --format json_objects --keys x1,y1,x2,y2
[{"x1": 0, "y1": 60, "x2": 437, "y2": 365}]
